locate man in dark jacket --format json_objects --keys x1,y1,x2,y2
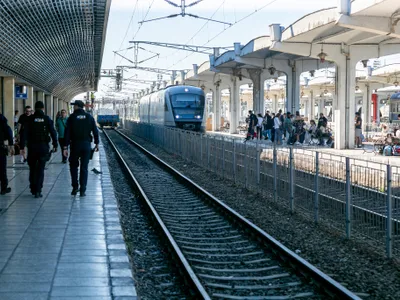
[
  {"x1": 0, "y1": 114, "x2": 14, "y2": 195},
  {"x1": 20, "y1": 101, "x2": 58, "y2": 198},
  {"x1": 63, "y1": 100, "x2": 99, "y2": 197},
  {"x1": 263, "y1": 111, "x2": 273, "y2": 140}
]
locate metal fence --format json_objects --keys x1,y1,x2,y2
[{"x1": 124, "y1": 121, "x2": 399, "y2": 258}]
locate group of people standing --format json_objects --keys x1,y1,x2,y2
[
  {"x1": 246, "y1": 110, "x2": 331, "y2": 146},
  {"x1": 2, "y1": 100, "x2": 99, "y2": 198}
]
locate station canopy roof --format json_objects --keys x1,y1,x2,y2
[
  {"x1": 0, "y1": 0, "x2": 111, "y2": 100},
  {"x1": 279, "y1": 0, "x2": 400, "y2": 55},
  {"x1": 185, "y1": 0, "x2": 400, "y2": 85}
]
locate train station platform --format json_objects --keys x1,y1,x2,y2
[
  {"x1": 0, "y1": 144, "x2": 136, "y2": 300},
  {"x1": 207, "y1": 131, "x2": 400, "y2": 166}
]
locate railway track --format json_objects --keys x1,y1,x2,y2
[{"x1": 103, "y1": 128, "x2": 361, "y2": 300}]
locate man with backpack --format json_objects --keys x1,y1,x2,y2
[
  {"x1": 246, "y1": 110, "x2": 258, "y2": 140},
  {"x1": 63, "y1": 100, "x2": 99, "y2": 197},
  {"x1": 20, "y1": 101, "x2": 58, "y2": 198}
]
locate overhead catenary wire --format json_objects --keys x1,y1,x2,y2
[
  {"x1": 166, "y1": 0, "x2": 281, "y2": 70},
  {"x1": 116, "y1": 0, "x2": 156, "y2": 69},
  {"x1": 133, "y1": 0, "x2": 156, "y2": 41},
  {"x1": 118, "y1": 0, "x2": 139, "y2": 51},
  {"x1": 158, "y1": 0, "x2": 227, "y2": 60},
  {"x1": 116, "y1": 0, "x2": 140, "y2": 66}
]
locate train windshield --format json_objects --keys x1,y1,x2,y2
[{"x1": 171, "y1": 94, "x2": 204, "y2": 108}]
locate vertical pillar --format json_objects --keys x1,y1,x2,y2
[
  {"x1": 45, "y1": 95, "x2": 53, "y2": 117},
  {"x1": 286, "y1": 63, "x2": 301, "y2": 114},
  {"x1": 291, "y1": 65, "x2": 301, "y2": 113},
  {"x1": 361, "y1": 86, "x2": 368, "y2": 132},
  {"x1": 26, "y1": 86, "x2": 34, "y2": 108},
  {"x1": 310, "y1": 90, "x2": 315, "y2": 121},
  {"x1": 213, "y1": 83, "x2": 221, "y2": 131},
  {"x1": 36, "y1": 91, "x2": 45, "y2": 103},
  {"x1": 248, "y1": 69, "x2": 263, "y2": 114},
  {"x1": 365, "y1": 84, "x2": 371, "y2": 126},
  {"x1": 58, "y1": 99, "x2": 62, "y2": 112},
  {"x1": 318, "y1": 99, "x2": 324, "y2": 116},
  {"x1": 331, "y1": 92, "x2": 337, "y2": 122},
  {"x1": 230, "y1": 77, "x2": 240, "y2": 134},
  {"x1": 335, "y1": 56, "x2": 357, "y2": 149},
  {"x1": 3, "y1": 77, "x2": 15, "y2": 132},
  {"x1": 53, "y1": 97, "x2": 58, "y2": 120},
  {"x1": 304, "y1": 99, "x2": 309, "y2": 121},
  {"x1": 273, "y1": 94, "x2": 278, "y2": 113}
]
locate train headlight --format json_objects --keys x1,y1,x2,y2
[
  {"x1": 175, "y1": 115, "x2": 180, "y2": 119},
  {"x1": 195, "y1": 115, "x2": 201, "y2": 119}
]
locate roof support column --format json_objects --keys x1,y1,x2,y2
[
  {"x1": 361, "y1": 86, "x2": 368, "y2": 133},
  {"x1": 363, "y1": 84, "x2": 371, "y2": 132},
  {"x1": 26, "y1": 86, "x2": 34, "y2": 108},
  {"x1": 331, "y1": 92, "x2": 337, "y2": 122},
  {"x1": 287, "y1": 63, "x2": 301, "y2": 114},
  {"x1": 45, "y1": 95, "x2": 53, "y2": 118},
  {"x1": 318, "y1": 98, "x2": 325, "y2": 116},
  {"x1": 272, "y1": 94, "x2": 278, "y2": 113},
  {"x1": 2, "y1": 77, "x2": 15, "y2": 136},
  {"x1": 335, "y1": 56, "x2": 357, "y2": 149},
  {"x1": 309, "y1": 90, "x2": 315, "y2": 121},
  {"x1": 303, "y1": 98, "x2": 309, "y2": 121},
  {"x1": 247, "y1": 69, "x2": 264, "y2": 114},
  {"x1": 229, "y1": 76, "x2": 240, "y2": 134},
  {"x1": 213, "y1": 83, "x2": 221, "y2": 131},
  {"x1": 58, "y1": 99, "x2": 63, "y2": 112},
  {"x1": 36, "y1": 91, "x2": 45, "y2": 104},
  {"x1": 53, "y1": 97, "x2": 58, "y2": 120}
]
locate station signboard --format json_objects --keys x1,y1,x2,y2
[{"x1": 15, "y1": 85, "x2": 27, "y2": 99}]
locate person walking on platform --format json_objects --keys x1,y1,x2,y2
[
  {"x1": 63, "y1": 100, "x2": 99, "y2": 197},
  {"x1": 20, "y1": 101, "x2": 58, "y2": 198},
  {"x1": 56, "y1": 109, "x2": 68, "y2": 163},
  {"x1": 17, "y1": 106, "x2": 32, "y2": 163},
  {"x1": 0, "y1": 114, "x2": 14, "y2": 195}
]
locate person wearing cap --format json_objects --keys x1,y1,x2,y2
[
  {"x1": 20, "y1": 101, "x2": 57, "y2": 198},
  {"x1": 63, "y1": 100, "x2": 99, "y2": 197}
]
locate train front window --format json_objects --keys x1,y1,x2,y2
[{"x1": 171, "y1": 94, "x2": 204, "y2": 108}]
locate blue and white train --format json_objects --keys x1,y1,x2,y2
[{"x1": 138, "y1": 85, "x2": 205, "y2": 131}]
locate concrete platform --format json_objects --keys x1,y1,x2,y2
[
  {"x1": 0, "y1": 143, "x2": 136, "y2": 300},
  {"x1": 207, "y1": 131, "x2": 400, "y2": 167}
]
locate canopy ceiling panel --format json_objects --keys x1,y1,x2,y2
[{"x1": 0, "y1": 0, "x2": 111, "y2": 100}]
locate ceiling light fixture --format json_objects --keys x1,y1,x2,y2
[
  {"x1": 317, "y1": 44, "x2": 327, "y2": 63},
  {"x1": 268, "y1": 66, "x2": 276, "y2": 76}
]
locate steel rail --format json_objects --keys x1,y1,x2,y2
[{"x1": 102, "y1": 129, "x2": 210, "y2": 299}]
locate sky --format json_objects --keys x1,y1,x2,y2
[{"x1": 94, "y1": 0, "x2": 339, "y2": 99}]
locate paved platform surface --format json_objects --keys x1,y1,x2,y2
[
  {"x1": 207, "y1": 131, "x2": 400, "y2": 166},
  {"x1": 0, "y1": 144, "x2": 136, "y2": 299}
]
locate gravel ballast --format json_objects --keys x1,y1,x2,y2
[
  {"x1": 120, "y1": 129, "x2": 400, "y2": 300},
  {"x1": 102, "y1": 133, "x2": 190, "y2": 299}
]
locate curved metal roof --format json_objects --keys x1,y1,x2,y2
[{"x1": 0, "y1": 0, "x2": 111, "y2": 100}]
